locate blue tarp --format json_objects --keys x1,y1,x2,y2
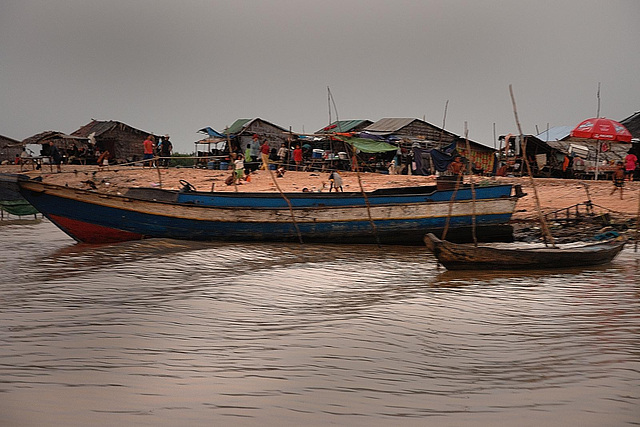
[
  {"x1": 199, "y1": 127, "x2": 227, "y2": 138},
  {"x1": 412, "y1": 145, "x2": 459, "y2": 175}
]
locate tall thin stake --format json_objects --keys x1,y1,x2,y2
[
  {"x1": 442, "y1": 169, "x2": 464, "y2": 241},
  {"x1": 635, "y1": 186, "x2": 639, "y2": 252},
  {"x1": 268, "y1": 167, "x2": 303, "y2": 244},
  {"x1": 328, "y1": 87, "x2": 381, "y2": 246},
  {"x1": 464, "y1": 122, "x2": 477, "y2": 247},
  {"x1": 596, "y1": 82, "x2": 601, "y2": 118},
  {"x1": 509, "y1": 84, "x2": 555, "y2": 248},
  {"x1": 438, "y1": 100, "x2": 449, "y2": 148}
]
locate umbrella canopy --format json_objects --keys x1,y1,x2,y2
[{"x1": 570, "y1": 117, "x2": 632, "y2": 142}]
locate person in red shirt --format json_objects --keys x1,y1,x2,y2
[
  {"x1": 259, "y1": 139, "x2": 270, "y2": 170},
  {"x1": 293, "y1": 144, "x2": 303, "y2": 171},
  {"x1": 143, "y1": 135, "x2": 155, "y2": 167},
  {"x1": 624, "y1": 151, "x2": 638, "y2": 181}
]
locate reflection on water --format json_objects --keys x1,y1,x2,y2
[{"x1": 1, "y1": 220, "x2": 639, "y2": 426}]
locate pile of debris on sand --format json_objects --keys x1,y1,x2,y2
[{"x1": 513, "y1": 215, "x2": 638, "y2": 244}]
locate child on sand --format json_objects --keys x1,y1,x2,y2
[
  {"x1": 234, "y1": 154, "x2": 245, "y2": 185},
  {"x1": 610, "y1": 161, "x2": 625, "y2": 199}
]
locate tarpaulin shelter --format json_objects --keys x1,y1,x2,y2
[{"x1": 335, "y1": 136, "x2": 398, "y2": 153}]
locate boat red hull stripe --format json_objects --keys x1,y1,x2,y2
[{"x1": 49, "y1": 214, "x2": 144, "y2": 243}]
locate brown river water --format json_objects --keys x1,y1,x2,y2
[{"x1": 1, "y1": 220, "x2": 639, "y2": 426}]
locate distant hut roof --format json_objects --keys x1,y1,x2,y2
[
  {"x1": 22, "y1": 131, "x2": 87, "y2": 145},
  {"x1": 225, "y1": 119, "x2": 252, "y2": 135},
  {"x1": 365, "y1": 117, "x2": 494, "y2": 151},
  {"x1": 316, "y1": 120, "x2": 373, "y2": 134},
  {"x1": 364, "y1": 118, "x2": 422, "y2": 134},
  {"x1": 620, "y1": 111, "x2": 640, "y2": 139},
  {"x1": 223, "y1": 118, "x2": 289, "y2": 136},
  {"x1": 71, "y1": 119, "x2": 150, "y2": 138},
  {"x1": 535, "y1": 126, "x2": 573, "y2": 142},
  {"x1": 0, "y1": 134, "x2": 22, "y2": 148}
]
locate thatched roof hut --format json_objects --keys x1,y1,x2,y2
[{"x1": 71, "y1": 120, "x2": 154, "y2": 163}]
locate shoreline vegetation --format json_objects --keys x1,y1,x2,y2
[{"x1": 2, "y1": 164, "x2": 638, "y2": 243}]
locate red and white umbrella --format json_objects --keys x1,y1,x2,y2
[
  {"x1": 570, "y1": 117, "x2": 632, "y2": 142},
  {"x1": 570, "y1": 117, "x2": 632, "y2": 180}
]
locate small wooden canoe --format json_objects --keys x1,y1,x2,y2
[{"x1": 424, "y1": 233, "x2": 626, "y2": 270}]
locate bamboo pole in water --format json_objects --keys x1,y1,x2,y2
[
  {"x1": 464, "y1": 122, "x2": 477, "y2": 247},
  {"x1": 328, "y1": 86, "x2": 381, "y2": 246},
  {"x1": 441, "y1": 165, "x2": 464, "y2": 241},
  {"x1": 509, "y1": 84, "x2": 555, "y2": 248},
  {"x1": 268, "y1": 167, "x2": 303, "y2": 244}
]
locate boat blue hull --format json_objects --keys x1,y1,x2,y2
[{"x1": 18, "y1": 179, "x2": 518, "y2": 245}]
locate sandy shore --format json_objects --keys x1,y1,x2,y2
[{"x1": 3, "y1": 164, "x2": 639, "y2": 222}]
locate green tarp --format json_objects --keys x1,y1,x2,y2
[
  {"x1": 0, "y1": 200, "x2": 39, "y2": 216},
  {"x1": 335, "y1": 137, "x2": 398, "y2": 153}
]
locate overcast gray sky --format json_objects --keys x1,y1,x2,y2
[{"x1": 1, "y1": 0, "x2": 639, "y2": 153}]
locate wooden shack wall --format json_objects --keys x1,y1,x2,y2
[
  {"x1": 0, "y1": 137, "x2": 22, "y2": 163},
  {"x1": 98, "y1": 128, "x2": 147, "y2": 162},
  {"x1": 398, "y1": 122, "x2": 457, "y2": 143},
  {"x1": 238, "y1": 121, "x2": 289, "y2": 153}
]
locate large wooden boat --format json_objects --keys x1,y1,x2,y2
[
  {"x1": 13, "y1": 175, "x2": 521, "y2": 244},
  {"x1": 424, "y1": 233, "x2": 626, "y2": 270}
]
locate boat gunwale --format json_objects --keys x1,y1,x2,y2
[{"x1": 20, "y1": 180, "x2": 519, "y2": 215}]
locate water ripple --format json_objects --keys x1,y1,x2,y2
[{"x1": 0, "y1": 220, "x2": 638, "y2": 426}]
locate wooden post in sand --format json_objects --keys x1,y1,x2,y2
[{"x1": 154, "y1": 157, "x2": 163, "y2": 188}]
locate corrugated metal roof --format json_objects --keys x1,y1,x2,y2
[
  {"x1": 620, "y1": 111, "x2": 640, "y2": 138},
  {"x1": 224, "y1": 119, "x2": 252, "y2": 135},
  {"x1": 223, "y1": 118, "x2": 289, "y2": 136},
  {"x1": 316, "y1": 120, "x2": 372, "y2": 133},
  {"x1": 364, "y1": 118, "x2": 418, "y2": 134},
  {"x1": 535, "y1": 126, "x2": 573, "y2": 142}
]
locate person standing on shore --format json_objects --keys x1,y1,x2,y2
[
  {"x1": 160, "y1": 134, "x2": 173, "y2": 167},
  {"x1": 234, "y1": 153, "x2": 245, "y2": 184},
  {"x1": 624, "y1": 150, "x2": 638, "y2": 181},
  {"x1": 143, "y1": 135, "x2": 155, "y2": 167},
  {"x1": 610, "y1": 161, "x2": 625, "y2": 199},
  {"x1": 328, "y1": 171, "x2": 343, "y2": 192},
  {"x1": 259, "y1": 139, "x2": 270, "y2": 170},
  {"x1": 277, "y1": 143, "x2": 287, "y2": 164},
  {"x1": 293, "y1": 144, "x2": 303, "y2": 171},
  {"x1": 49, "y1": 141, "x2": 62, "y2": 173}
]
